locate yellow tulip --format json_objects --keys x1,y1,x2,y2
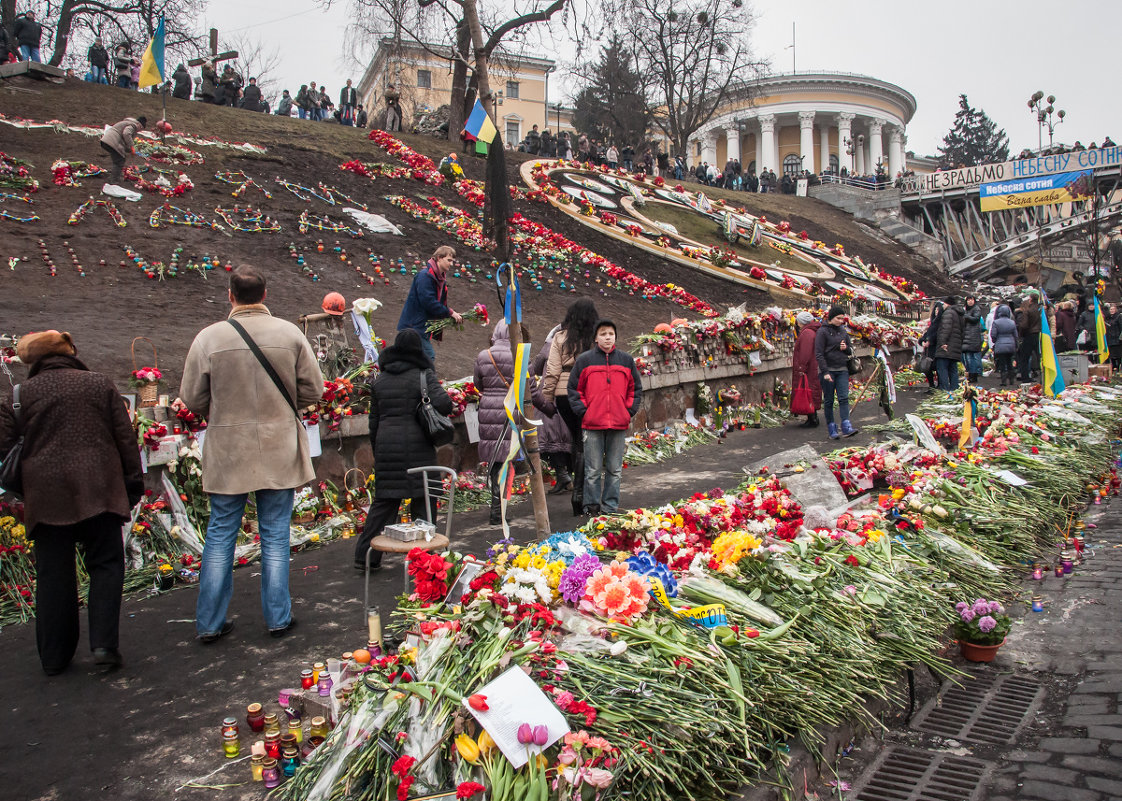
[
  {"x1": 455, "y1": 733, "x2": 481, "y2": 764},
  {"x1": 477, "y1": 729, "x2": 497, "y2": 755}
]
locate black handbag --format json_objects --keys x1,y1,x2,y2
[
  {"x1": 417, "y1": 371, "x2": 454, "y2": 447},
  {"x1": 846, "y1": 355, "x2": 863, "y2": 374},
  {"x1": 916, "y1": 354, "x2": 934, "y2": 374},
  {"x1": 0, "y1": 385, "x2": 24, "y2": 497}
]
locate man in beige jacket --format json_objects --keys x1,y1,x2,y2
[
  {"x1": 177, "y1": 266, "x2": 323, "y2": 642},
  {"x1": 99, "y1": 115, "x2": 146, "y2": 184}
]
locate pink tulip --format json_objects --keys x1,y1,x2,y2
[
  {"x1": 516, "y1": 723, "x2": 533, "y2": 744},
  {"x1": 532, "y1": 725, "x2": 549, "y2": 746}
]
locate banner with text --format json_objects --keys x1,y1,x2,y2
[
  {"x1": 900, "y1": 145, "x2": 1122, "y2": 194},
  {"x1": 979, "y1": 170, "x2": 1093, "y2": 212}
]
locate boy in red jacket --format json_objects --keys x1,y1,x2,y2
[{"x1": 566, "y1": 320, "x2": 642, "y2": 514}]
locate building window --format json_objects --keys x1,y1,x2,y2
[
  {"x1": 506, "y1": 81, "x2": 519, "y2": 99},
  {"x1": 783, "y1": 154, "x2": 803, "y2": 176},
  {"x1": 506, "y1": 119, "x2": 521, "y2": 144},
  {"x1": 746, "y1": 160, "x2": 756, "y2": 175},
  {"x1": 829, "y1": 154, "x2": 839, "y2": 173},
  {"x1": 417, "y1": 69, "x2": 431, "y2": 89}
]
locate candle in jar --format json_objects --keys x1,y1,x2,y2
[
  {"x1": 246, "y1": 702, "x2": 265, "y2": 732},
  {"x1": 223, "y1": 731, "x2": 240, "y2": 758},
  {"x1": 300, "y1": 668, "x2": 314, "y2": 689},
  {"x1": 367, "y1": 607, "x2": 382, "y2": 648},
  {"x1": 250, "y1": 754, "x2": 265, "y2": 782},
  {"x1": 262, "y1": 758, "x2": 281, "y2": 789},
  {"x1": 1031, "y1": 597, "x2": 1044, "y2": 613}
]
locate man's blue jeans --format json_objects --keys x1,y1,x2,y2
[
  {"x1": 196, "y1": 488, "x2": 294, "y2": 636},
  {"x1": 89, "y1": 66, "x2": 107, "y2": 84},
  {"x1": 821, "y1": 369, "x2": 851, "y2": 426},
  {"x1": 583, "y1": 429, "x2": 627, "y2": 512},
  {"x1": 20, "y1": 45, "x2": 41, "y2": 63},
  {"x1": 935, "y1": 357, "x2": 960, "y2": 391},
  {"x1": 420, "y1": 335, "x2": 436, "y2": 362}
]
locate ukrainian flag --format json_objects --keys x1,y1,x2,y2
[
  {"x1": 1040, "y1": 307, "x2": 1066, "y2": 397},
  {"x1": 1094, "y1": 295, "x2": 1109, "y2": 364},
  {"x1": 138, "y1": 17, "x2": 166, "y2": 89},
  {"x1": 463, "y1": 98, "x2": 497, "y2": 144}
]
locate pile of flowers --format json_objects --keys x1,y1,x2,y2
[
  {"x1": 50, "y1": 159, "x2": 104, "y2": 186},
  {"x1": 366, "y1": 130, "x2": 444, "y2": 185},
  {"x1": 0, "y1": 151, "x2": 38, "y2": 193},
  {"x1": 123, "y1": 165, "x2": 194, "y2": 197},
  {"x1": 272, "y1": 381, "x2": 1122, "y2": 801},
  {"x1": 444, "y1": 379, "x2": 481, "y2": 418}
]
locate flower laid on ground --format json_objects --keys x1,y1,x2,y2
[
  {"x1": 954, "y1": 598, "x2": 1010, "y2": 645},
  {"x1": 583, "y1": 560, "x2": 650, "y2": 621}
]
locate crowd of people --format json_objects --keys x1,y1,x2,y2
[{"x1": 1015, "y1": 137, "x2": 1116, "y2": 161}]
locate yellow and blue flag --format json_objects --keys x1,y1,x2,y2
[
  {"x1": 138, "y1": 17, "x2": 166, "y2": 89},
  {"x1": 1040, "y1": 307, "x2": 1066, "y2": 397},
  {"x1": 463, "y1": 99, "x2": 497, "y2": 144},
  {"x1": 1094, "y1": 295, "x2": 1109, "y2": 364}
]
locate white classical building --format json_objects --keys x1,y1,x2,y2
[{"x1": 689, "y1": 72, "x2": 917, "y2": 178}]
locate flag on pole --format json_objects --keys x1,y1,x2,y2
[
  {"x1": 463, "y1": 99, "x2": 497, "y2": 144},
  {"x1": 1040, "y1": 307, "x2": 1066, "y2": 397},
  {"x1": 1094, "y1": 295, "x2": 1110, "y2": 364},
  {"x1": 138, "y1": 17, "x2": 166, "y2": 89}
]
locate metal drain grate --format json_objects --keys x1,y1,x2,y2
[
  {"x1": 854, "y1": 747, "x2": 988, "y2": 801},
  {"x1": 911, "y1": 674, "x2": 1041, "y2": 745}
]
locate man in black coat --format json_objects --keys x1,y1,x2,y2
[
  {"x1": 88, "y1": 37, "x2": 109, "y2": 84},
  {"x1": 171, "y1": 63, "x2": 192, "y2": 99},
  {"x1": 934, "y1": 297, "x2": 965, "y2": 391},
  {"x1": 14, "y1": 11, "x2": 42, "y2": 62},
  {"x1": 355, "y1": 329, "x2": 453, "y2": 570},
  {"x1": 240, "y1": 77, "x2": 263, "y2": 111}
]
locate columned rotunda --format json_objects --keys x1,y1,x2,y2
[{"x1": 689, "y1": 72, "x2": 917, "y2": 177}]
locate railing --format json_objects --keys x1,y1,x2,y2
[{"x1": 818, "y1": 174, "x2": 894, "y2": 192}]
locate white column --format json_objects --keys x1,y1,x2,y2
[
  {"x1": 888, "y1": 127, "x2": 903, "y2": 177},
  {"x1": 899, "y1": 133, "x2": 909, "y2": 174},
  {"x1": 819, "y1": 125, "x2": 831, "y2": 174},
  {"x1": 755, "y1": 124, "x2": 763, "y2": 174},
  {"x1": 855, "y1": 126, "x2": 866, "y2": 175},
  {"x1": 758, "y1": 114, "x2": 776, "y2": 172},
  {"x1": 798, "y1": 111, "x2": 816, "y2": 173},
  {"x1": 725, "y1": 126, "x2": 740, "y2": 164},
  {"x1": 869, "y1": 118, "x2": 885, "y2": 173},
  {"x1": 836, "y1": 113, "x2": 855, "y2": 173},
  {"x1": 701, "y1": 131, "x2": 717, "y2": 167}
]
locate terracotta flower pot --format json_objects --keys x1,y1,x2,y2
[{"x1": 960, "y1": 638, "x2": 1005, "y2": 663}]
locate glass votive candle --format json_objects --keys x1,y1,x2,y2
[
  {"x1": 300, "y1": 669, "x2": 314, "y2": 689},
  {"x1": 309, "y1": 716, "x2": 328, "y2": 747},
  {"x1": 1032, "y1": 565, "x2": 1044, "y2": 580},
  {"x1": 221, "y1": 716, "x2": 238, "y2": 738},
  {"x1": 288, "y1": 718, "x2": 303, "y2": 744},
  {"x1": 281, "y1": 745, "x2": 300, "y2": 777},
  {"x1": 318, "y1": 673, "x2": 333, "y2": 697},
  {"x1": 1031, "y1": 596, "x2": 1044, "y2": 613},
  {"x1": 250, "y1": 754, "x2": 265, "y2": 782},
  {"x1": 1055, "y1": 564, "x2": 1065, "y2": 577},
  {"x1": 222, "y1": 731, "x2": 240, "y2": 758},
  {"x1": 367, "y1": 607, "x2": 383, "y2": 649},
  {"x1": 246, "y1": 702, "x2": 265, "y2": 732},
  {"x1": 312, "y1": 661, "x2": 325, "y2": 684},
  {"x1": 264, "y1": 732, "x2": 281, "y2": 759},
  {"x1": 262, "y1": 758, "x2": 281, "y2": 789}
]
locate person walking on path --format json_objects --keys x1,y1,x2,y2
[
  {"x1": 176, "y1": 266, "x2": 324, "y2": 643},
  {"x1": 88, "y1": 37, "x2": 109, "y2": 84},
  {"x1": 99, "y1": 115, "x2": 146, "y2": 184},
  {"x1": 935, "y1": 296, "x2": 965, "y2": 392},
  {"x1": 533, "y1": 324, "x2": 573, "y2": 494},
  {"x1": 397, "y1": 245, "x2": 462, "y2": 363},
  {"x1": 989, "y1": 305, "x2": 1019, "y2": 386},
  {"x1": 171, "y1": 63, "x2": 191, "y2": 99},
  {"x1": 567, "y1": 319, "x2": 642, "y2": 515},
  {"x1": 339, "y1": 79, "x2": 357, "y2": 125},
  {"x1": 354, "y1": 329, "x2": 452, "y2": 570},
  {"x1": 542, "y1": 300, "x2": 599, "y2": 516},
  {"x1": 790, "y1": 311, "x2": 822, "y2": 428},
  {"x1": 814, "y1": 306, "x2": 859, "y2": 440},
  {"x1": 0, "y1": 331, "x2": 143, "y2": 675},
  {"x1": 961, "y1": 295, "x2": 984, "y2": 383}
]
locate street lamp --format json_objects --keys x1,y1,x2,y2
[
  {"x1": 551, "y1": 102, "x2": 562, "y2": 132},
  {"x1": 843, "y1": 134, "x2": 863, "y2": 178},
  {"x1": 1028, "y1": 91, "x2": 1065, "y2": 152},
  {"x1": 491, "y1": 89, "x2": 504, "y2": 116}
]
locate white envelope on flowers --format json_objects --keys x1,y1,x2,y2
[{"x1": 463, "y1": 666, "x2": 570, "y2": 768}]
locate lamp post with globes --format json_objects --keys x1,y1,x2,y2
[{"x1": 1027, "y1": 91, "x2": 1065, "y2": 152}]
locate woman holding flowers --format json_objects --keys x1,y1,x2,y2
[
  {"x1": 0, "y1": 331, "x2": 143, "y2": 675},
  {"x1": 355, "y1": 329, "x2": 453, "y2": 570}
]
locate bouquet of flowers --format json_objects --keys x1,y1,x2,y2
[
  {"x1": 130, "y1": 367, "x2": 163, "y2": 389},
  {"x1": 953, "y1": 598, "x2": 1010, "y2": 646},
  {"x1": 425, "y1": 302, "x2": 488, "y2": 335}
]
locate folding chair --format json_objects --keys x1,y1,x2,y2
[{"x1": 364, "y1": 466, "x2": 457, "y2": 612}]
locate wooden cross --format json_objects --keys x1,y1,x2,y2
[{"x1": 186, "y1": 28, "x2": 238, "y2": 68}]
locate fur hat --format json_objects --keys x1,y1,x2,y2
[
  {"x1": 796, "y1": 311, "x2": 815, "y2": 326},
  {"x1": 16, "y1": 330, "x2": 76, "y2": 365}
]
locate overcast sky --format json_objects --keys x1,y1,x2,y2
[{"x1": 203, "y1": 0, "x2": 1120, "y2": 158}]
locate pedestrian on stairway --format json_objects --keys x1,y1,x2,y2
[
  {"x1": 961, "y1": 295, "x2": 984, "y2": 383},
  {"x1": 790, "y1": 311, "x2": 822, "y2": 428},
  {"x1": 541, "y1": 299, "x2": 600, "y2": 516},
  {"x1": 176, "y1": 266, "x2": 324, "y2": 643},
  {"x1": 814, "y1": 306, "x2": 860, "y2": 439},
  {"x1": 0, "y1": 331, "x2": 144, "y2": 676},
  {"x1": 935, "y1": 296, "x2": 965, "y2": 392}
]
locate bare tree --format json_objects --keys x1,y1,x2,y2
[
  {"x1": 222, "y1": 31, "x2": 283, "y2": 103},
  {"x1": 607, "y1": 0, "x2": 761, "y2": 157}
]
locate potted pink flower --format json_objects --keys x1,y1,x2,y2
[{"x1": 954, "y1": 598, "x2": 1011, "y2": 662}]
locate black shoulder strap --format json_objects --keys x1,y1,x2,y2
[{"x1": 227, "y1": 319, "x2": 300, "y2": 420}]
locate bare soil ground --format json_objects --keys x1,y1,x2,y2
[{"x1": 0, "y1": 75, "x2": 953, "y2": 387}]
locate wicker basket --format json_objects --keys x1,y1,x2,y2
[{"x1": 131, "y1": 337, "x2": 160, "y2": 408}]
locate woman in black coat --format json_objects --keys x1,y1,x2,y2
[{"x1": 355, "y1": 330, "x2": 452, "y2": 570}]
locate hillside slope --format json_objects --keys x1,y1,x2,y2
[{"x1": 0, "y1": 76, "x2": 951, "y2": 386}]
